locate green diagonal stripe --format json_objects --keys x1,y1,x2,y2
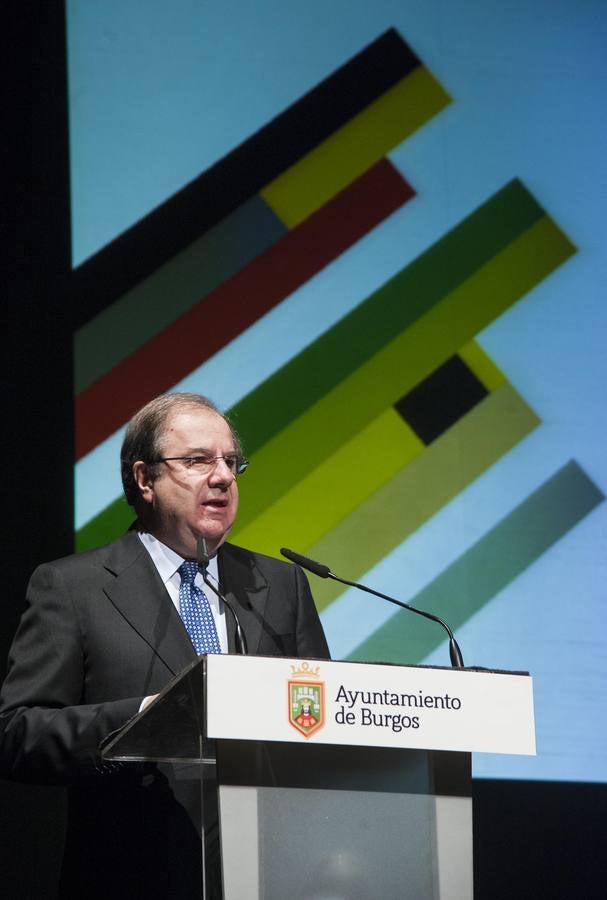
[
  {"x1": 347, "y1": 460, "x2": 604, "y2": 664},
  {"x1": 76, "y1": 497, "x2": 134, "y2": 553},
  {"x1": 230, "y1": 179, "x2": 546, "y2": 456}
]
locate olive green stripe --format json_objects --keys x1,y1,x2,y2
[
  {"x1": 306, "y1": 383, "x2": 539, "y2": 610},
  {"x1": 348, "y1": 461, "x2": 604, "y2": 664},
  {"x1": 232, "y1": 408, "x2": 424, "y2": 558},
  {"x1": 261, "y1": 67, "x2": 450, "y2": 227},
  {"x1": 232, "y1": 346, "x2": 501, "y2": 557}
]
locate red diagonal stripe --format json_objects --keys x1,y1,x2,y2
[{"x1": 75, "y1": 159, "x2": 415, "y2": 459}]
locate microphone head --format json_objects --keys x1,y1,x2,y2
[
  {"x1": 196, "y1": 536, "x2": 210, "y2": 570},
  {"x1": 280, "y1": 548, "x2": 331, "y2": 579}
]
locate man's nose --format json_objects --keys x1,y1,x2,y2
[{"x1": 208, "y1": 457, "x2": 235, "y2": 484}]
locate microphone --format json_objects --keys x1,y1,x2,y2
[
  {"x1": 197, "y1": 537, "x2": 248, "y2": 655},
  {"x1": 280, "y1": 548, "x2": 464, "y2": 668},
  {"x1": 197, "y1": 538, "x2": 211, "y2": 570}
]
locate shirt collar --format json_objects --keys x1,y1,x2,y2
[{"x1": 138, "y1": 531, "x2": 219, "y2": 584}]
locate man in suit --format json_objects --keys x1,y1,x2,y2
[{"x1": 0, "y1": 392, "x2": 330, "y2": 898}]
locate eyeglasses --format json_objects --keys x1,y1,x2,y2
[{"x1": 155, "y1": 453, "x2": 248, "y2": 475}]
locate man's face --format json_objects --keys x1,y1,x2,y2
[{"x1": 133, "y1": 406, "x2": 239, "y2": 557}]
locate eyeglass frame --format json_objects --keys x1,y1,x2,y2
[{"x1": 154, "y1": 454, "x2": 249, "y2": 475}]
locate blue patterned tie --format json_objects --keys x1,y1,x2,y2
[{"x1": 178, "y1": 560, "x2": 222, "y2": 655}]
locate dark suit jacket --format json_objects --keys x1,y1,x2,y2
[{"x1": 0, "y1": 532, "x2": 330, "y2": 898}]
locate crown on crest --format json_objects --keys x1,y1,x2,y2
[{"x1": 290, "y1": 661, "x2": 320, "y2": 678}]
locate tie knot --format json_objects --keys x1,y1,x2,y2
[{"x1": 179, "y1": 560, "x2": 199, "y2": 584}]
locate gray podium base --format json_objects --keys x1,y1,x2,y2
[{"x1": 217, "y1": 742, "x2": 472, "y2": 900}]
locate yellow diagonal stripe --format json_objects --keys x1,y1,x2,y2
[
  {"x1": 235, "y1": 215, "x2": 574, "y2": 533},
  {"x1": 306, "y1": 383, "x2": 540, "y2": 610},
  {"x1": 232, "y1": 408, "x2": 423, "y2": 556},
  {"x1": 260, "y1": 67, "x2": 450, "y2": 227},
  {"x1": 458, "y1": 340, "x2": 508, "y2": 392}
]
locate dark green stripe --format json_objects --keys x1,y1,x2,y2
[
  {"x1": 230, "y1": 179, "x2": 544, "y2": 456},
  {"x1": 76, "y1": 498, "x2": 133, "y2": 553},
  {"x1": 347, "y1": 461, "x2": 604, "y2": 665}
]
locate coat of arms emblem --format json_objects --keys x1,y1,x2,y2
[{"x1": 288, "y1": 661, "x2": 325, "y2": 738}]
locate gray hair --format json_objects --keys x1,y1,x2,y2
[{"x1": 120, "y1": 392, "x2": 242, "y2": 509}]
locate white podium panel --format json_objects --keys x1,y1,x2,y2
[{"x1": 206, "y1": 655, "x2": 536, "y2": 755}]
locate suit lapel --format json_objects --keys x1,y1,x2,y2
[
  {"x1": 102, "y1": 532, "x2": 197, "y2": 676},
  {"x1": 218, "y1": 543, "x2": 269, "y2": 654}
]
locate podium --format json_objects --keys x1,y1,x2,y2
[{"x1": 102, "y1": 655, "x2": 535, "y2": 899}]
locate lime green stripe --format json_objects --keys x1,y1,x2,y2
[
  {"x1": 261, "y1": 67, "x2": 450, "y2": 228},
  {"x1": 306, "y1": 383, "x2": 539, "y2": 611},
  {"x1": 74, "y1": 198, "x2": 285, "y2": 394},
  {"x1": 348, "y1": 461, "x2": 604, "y2": 664},
  {"x1": 234, "y1": 214, "x2": 573, "y2": 533},
  {"x1": 232, "y1": 409, "x2": 424, "y2": 556},
  {"x1": 231, "y1": 180, "x2": 551, "y2": 459}
]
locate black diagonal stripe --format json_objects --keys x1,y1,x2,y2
[{"x1": 71, "y1": 28, "x2": 420, "y2": 330}]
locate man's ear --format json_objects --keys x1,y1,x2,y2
[{"x1": 132, "y1": 461, "x2": 155, "y2": 504}]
